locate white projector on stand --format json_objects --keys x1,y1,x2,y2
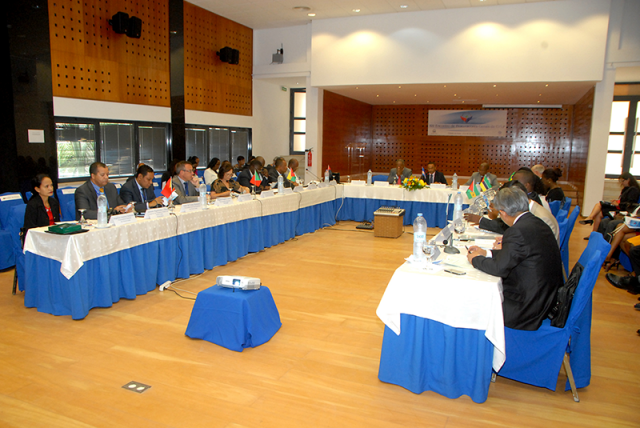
[{"x1": 216, "y1": 275, "x2": 261, "y2": 290}]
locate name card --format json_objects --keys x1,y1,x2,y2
[
  {"x1": 350, "y1": 180, "x2": 366, "y2": 186},
  {"x1": 215, "y1": 197, "x2": 233, "y2": 206},
  {"x1": 318, "y1": 182, "x2": 329, "y2": 188},
  {"x1": 237, "y1": 194, "x2": 253, "y2": 202},
  {"x1": 179, "y1": 201, "x2": 202, "y2": 213},
  {"x1": 0, "y1": 194, "x2": 22, "y2": 201},
  {"x1": 113, "y1": 183, "x2": 122, "y2": 189},
  {"x1": 458, "y1": 185, "x2": 469, "y2": 193},
  {"x1": 374, "y1": 181, "x2": 389, "y2": 187},
  {"x1": 329, "y1": 180, "x2": 338, "y2": 186},
  {"x1": 260, "y1": 190, "x2": 275, "y2": 198},
  {"x1": 430, "y1": 183, "x2": 446, "y2": 189},
  {"x1": 154, "y1": 173, "x2": 163, "y2": 179},
  {"x1": 109, "y1": 212, "x2": 136, "y2": 226},
  {"x1": 144, "y1": 207, "x2": 169, "y2": 219},
  {"x1": 61, "y1": 188, "x2": 76, "y2": 195},
  {"x1": 293, "y1": 186, "x2": 305, "y2": 193},
  {"x1": 307, "y1": 183, "x2": 318, "y2": 190},
  {"x1": 282, "y1": 187, "x2": 294, "y2": 195}
]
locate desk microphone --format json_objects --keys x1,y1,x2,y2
[{"x1": 305, "y1": 168, "x2": 322, "y2": 182}]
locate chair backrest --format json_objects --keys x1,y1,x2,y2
[
  {"x1": 0, "y1": 193, "x2": 25, "y2": 230},
  {"x1": 372, "y1": 175, "x2": 388, "y2": 182},
  {"x1": 57, "y1": 187, "x2": 77, "y2": 221},
  {"x1": 23, "y1": 191, "x2": 32, "y2": 203},
  {"x1": 566, "y1": 232, "x2": 610, "y2": 328},
  {"x1": 555, "y1": 208, "x2": 568, "y2": 222},
  {"x1": 66, "y1": 199, "x2": 76, "y2": 221},
  {"x1": 548, "y1": 200, "x2": 561, "y2": 217},
  {"x1": 562, "y1": 197, "x2": 572, "y2": 212},
  {"x1": 7, "y1": 204, "x2": 27, "y2": 253},
  {"x1": 563, "y1": 206, "x2": 581, "y2": 248},
  {"x1": 557, "y1": 216, "x2": 569, "y2": 248}
]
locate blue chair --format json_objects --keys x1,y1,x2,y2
[
  {"x1": 56, "y1": 187, "x2": 77, "y2": 221},
  {"x1": 562, "y1": 197, "x2": 572, "y2": 213},
  {"x1": 372, "y1": 175, "x2": 388, "y2": 182},
  {"x1": 548, "y1": 200, "x2": 561, "y2": 217},
  {"x1": 561, "y1": 206, "x2": 581, "y2": 275},
  {"x1": 496, "y1": 232, "x2": 609, "y2": 402},
  {"x1": 23, "y1": 191, "x2": 32, "y2": 203},
  {"x1": 8, "y1": 204, "x2": 26, "y2": 294},
  {"x1": 556, "y1": 209, "x2": 568, "y2": 223},
  {"x1": 66, "y1": 200, "x2": 76, "y2": 221},
  {"x1": 0, "y1": 193, "x2": 26, "y2": 270}
]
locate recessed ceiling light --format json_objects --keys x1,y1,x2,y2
[
  {"x1": 376, "y1": 95, "x2": 379, "y2": 97},
  {"x1": 308, "y1": 13, "x2": 315, "y2": 16},
  {"x1": 414, "y1": 94, "x2": 417, "y2": 97},
  {"x1": 393, "y1": 101, "x2": 396, "y2": 103},
  {"x1": 400, "y1": 5, "x2": 408, "y2": 9},
  {"x1": 444, "y1": 85, "x2": 446, "y2": 88},
  {"x1": 398, "y1": 86, "x2": 401, "y2": 88},
  {"x1": 454, "y1": 94, "x2": 457, "y2": 96},
  {"x1": 545, "y1": 84, "x2": 549, "y2": 87},
  {"x1": 493, "y1": 84, "x2": 497, "y2": 88},
  {"x1": 353, "y1": 9, "x2": 360, "y2": 12},
  {"x1": 293, "y1": 6, "x2": 311, "y2": 11},
  {"x1": 356, "y1": 87, "x2": 358, "y2": 89}
]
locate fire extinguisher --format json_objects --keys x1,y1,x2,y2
[{"x1": 307, "y1": 149, "x2": 312, "y2": 167}]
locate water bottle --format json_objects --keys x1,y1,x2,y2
[
  {"x1": 413, "y1": 213, "x2": 427, "y2": 265},
  {"x1": 453, "y1": 191, "x2": 464, "y2": 223},
  {"x1": 199, "y1": 183, "x2": 207, "y2": 209},
  {"x1": 452, "y1": 173, "x2": 458, "y2": 190},
  {"x1": 324, "y1": 168, "x2": 330, "y2": 183},
  {"x1": 277, "y1": 175, "x2": 284, "y2": 193},
  {"x1": 97, "y1": 194, "x2": 107, "y2": 227},
  {"x1": 367, "y1": 169, "x2": 373, "y2": 186}
]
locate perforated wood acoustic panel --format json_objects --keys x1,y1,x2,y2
[
  {"x1": 183, "y1": 2, "x2": 252, "y2": 116},
  {"x1": 49, "y1": 0, "x2": 170, "y2": 106}
]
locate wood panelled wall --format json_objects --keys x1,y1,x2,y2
[
  {"x1": 183, "y1": 2, "x2": 252, "y2": 116},
  {"x1": 49, "y1": 0, "x2": 170, "y2": 106},
  {"x1": 323, "y1": 90, "x2": 594, "y2": 190}
]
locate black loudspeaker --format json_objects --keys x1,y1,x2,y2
[
  {"x1": 109, "y1": 12, "x2": 129, "y2": 34},
  {"x1": 229, "y1": 49, "x2": 240, "y2": 65},
  {"x1": 128, "y1": 16, "x2": 142, "y2": 38},
  {"x1": 217, "y1": 47, "x2": 240, "y2": 65}
]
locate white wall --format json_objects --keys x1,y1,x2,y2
[
  {"x1": 53, "y1": 97, "x2": 171, "y2": 122},
  {"x1": 252, "y1": 79, "x2": 295, "y2": 163},
  {"x1": 311, "y1": 0, "x2": 611, "y2": 87},
  {"x1": 184, "y1": 110, "x2": 253, "y2": 128},
  {"x1": 253, "y1": 24, "x2": 311, "y2": 79}
]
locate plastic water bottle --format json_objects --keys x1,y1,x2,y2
[
  {"x1": 453, "y1": 191, "x2": 463, "y2": 223},
  {"x1": 97, "y1": 194, "x2": 107, "y2": 227},
  {"x1": 367, "y1": 169, "x2": 373, "y2": 185},
  {"x1": 199, "y1": 183, "x2": 207, "y2": 209},
  {"x1": 413, "y1": 213, "x2": 427, "y2": 265},
  {"x1": 452, "y1": 173, "x2": 458, "y2": 190},
  {"x1": 277, "y1": 175, "x2": 284, "y2": 193},
  {"x1": 324, "y1": 168, "x2": 330, "y2": 183}
]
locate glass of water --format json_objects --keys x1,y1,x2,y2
[{"x1": 422, "y1": 239, "x2": 436, "y2": 271}]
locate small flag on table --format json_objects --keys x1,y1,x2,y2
[
  {"x1": 478, "y1": 175, "x2": 492, "y2": 192},
  {"x1": 466, "y1": 179, "x2": 477, "y2": 199},
  {"x1": 420, "y1": 166, "x2": 427, "y2": 182},
  {"x1": 161, "y1": 178, "x2": 173, "y2": 198},
  {"x1": 250, "y1": 170, "x2": 262, "y2": 187},
  {"x1": 287, "y1": 169, "x2": 296, "y2": 182}
]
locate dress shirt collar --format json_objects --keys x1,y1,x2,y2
[
  {"x1": 91, "y1": 181, "x2": 104, "y2": 196},
  {"x1": 513, "y1": 210, "x2": 528, "y2": 225}
]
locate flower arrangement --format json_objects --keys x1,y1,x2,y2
[{"x1": 402, "y1": 177, "x2": 427, "y2": 191}]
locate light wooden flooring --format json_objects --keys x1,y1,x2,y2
[{"x1": 0, "y1": 221, "x2": 638, "y2": 427}]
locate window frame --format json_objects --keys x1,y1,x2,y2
[
  {"x1": 290, "y1": 88, "x2": 306, "y2": 155},
  {"x1": 606, "y1": 94, "x2": 640, "y2": 178},
  {"x1": 184, "y1": 124, "x2": 252, "y2": 171}
]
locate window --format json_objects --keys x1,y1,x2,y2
[
  {"x1": 185, "y1": 126, "x2": 251, "y2": 168},
  {"x1": 606, "y1": 90, "x2": 640, "y2": 177},
  {"x1": 54, "y1": 119, "x2": 169, "y2": 180},
  {"x1": 290, "y1": 88, "x2": 306, "y2": 154}
]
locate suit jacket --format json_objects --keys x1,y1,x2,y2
[
  {"x1": 237, "y1": 169, "x2": 269, "y2": 193},
  {"x1": 471, "y1": 212, "x2": 563, "y2": 330},
  {"x1": 423, "y1": 171, "x2": 447, "y2": 185},
  {"x1": 120, "y1": 178, "x2": 157, "y2": 212},
  {"x1": 465, "y1": 172, "x2": 498, "y2": 188},
  {"x1": 24, "y1": 195, "x2": 60, "y2": 229},
  {"x1": 268, "y1": 168, "x2": 294, "y2": 188},
  {"x1": 172, "y1": 175, "x2": 199, "y2": 205},
  {"x1": 478, "y1": 217, "x2": 509, "y2": 234},
  {"x1": 478, "y1": 201, "x2": 559, "y2": 242},
  {"x1": 388, "y1": 167, "x2": 413, "y2": 184},
  {"x1": 74, "y1": 181, "x2": 124, "y2": 220}
]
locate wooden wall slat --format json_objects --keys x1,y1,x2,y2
[{"x1": 49, "y1": 0, "x2": 170, "y2": 107}]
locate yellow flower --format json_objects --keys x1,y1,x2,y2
[
  {"x1": 419, "y1": 180, "x2": 425, "y2": 186},
  {"x1": 403, "y1": 178, "x2": 408, "y2": 184}
]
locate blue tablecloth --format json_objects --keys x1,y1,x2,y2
[
  {"x1": 378, "y1": 314, "x2": 494, "y2": 403},
  {"x1": 185, "y1": 285, "x2": 281, "y2": 351}
]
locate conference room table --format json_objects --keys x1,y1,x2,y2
[{"x1": 376, "y1": 244, "x2": 504, "y2": 404}]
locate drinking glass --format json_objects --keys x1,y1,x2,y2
[
  {"x1": 78, "y1": 208, "x2": 87, "y2": 226},
  {"x1": 422, "y1": 239, "x2": 436, "y2": 271},
  {"x1": 454, "y1": 219, "x2": 466, "y2": 241}
]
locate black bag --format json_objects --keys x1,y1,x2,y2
[{"x1": 548, "y1": 262, "x2": 584, "y2": 328}]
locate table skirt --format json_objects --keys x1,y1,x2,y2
[{"x1": 378, "y1": 314, "x2": 494, "y2": 403}]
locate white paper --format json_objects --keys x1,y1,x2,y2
[
  {"x1": 143, "y1": 207, "x2": 170, "y2": 219},
  {"x1": 179, "y1": 202, "x2": 202, "y2": 213},
  {"x1": 61, "y1": 188, "x2": 76, "y2": 195},
  {"x1": 350, "y1": 180, "x2": 366, "y2": 186},
  {"x1": 28, "y1": 129, "x2": 45, "y2": 143},
  {"x1": 215, "y1": 197, "x2": 233, "y2": 206},
  {"x1": 237, "y1": 194, "x2": 253, "y2": 202},
  {"x1": 282, "y1": 187, "x2": 294, "y2": 195},
  {"x1": 0, "y1": 194, "x2": 23, "y2": 201},
  {"x1": 293, "y1": 186, "x2": 304, "y2": 193},
  {"x1": 374, "y1": 181, "x2": 389, "y2": 187},
  {"x1": 260, "y1": 190, "x2": 275, "y2": 198},
  {"x1": 307, "y1": 183, "x2": 318, "y2": 190},
  {"x1": 109, "y1": 212, "x2": 136, "y2": 226},
  {"x1": 318, "y1": 182, "x2": 329, "y2": 189}
]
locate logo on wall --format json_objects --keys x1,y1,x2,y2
[{"x1": 428, "y1": 110, "x2": 507, "y2": 137}]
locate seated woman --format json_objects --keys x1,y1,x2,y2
[
  {"x1": 580, "y1": 172, "x2": 640, "y2": 233},
  {"x1": 24, "y1": 174, "x2": 60, "y2": 229},
  {"x1": 541, "y1": 168, "x2": 565, "y2": 205},
  {"x1": 210, "y1": 163, "x2": 249, "y2": 198},
  {"x1": 602, "y1": 222, "x2": 639, "y2": 271},
  {"x1": 204, "y1": 157, "x2": 220, "y2": 186}
]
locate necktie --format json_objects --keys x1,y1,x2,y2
[
  {"x1": 397, "y1": 175, "x2": 401, "y2": 185},
  {"x1": 140, "y1": 187, "x2": 146, "y2": 202},
  {"x1": 431, "y1": 173, "x2": 434, "y2": 184}
]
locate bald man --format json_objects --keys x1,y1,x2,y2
[
  {"x1": 466, "y1": 162, "x2": 498, "y2": 188},
  {"x1": 388, "y1": 159, "x2": 412, "y2": 185}
]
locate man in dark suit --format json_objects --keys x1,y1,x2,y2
[
  {"x1": 467, "y1": 187, "x2": 563, "y2": 331},
  {"x1": 74, "y1": 162, "x2": 128, "y2": 220},
  {"x1": 120, "y1": 164, "x2": 165, "y2": 212},
  {"x1": 268, "y1": 157, "x2": 296, "y2": 188},
  {"x1": 423, "y1": 161, "x2": 447, "y2": 185},
  {"x1": 388, "y1": 159, "x2": 412, "y2": 185},
  {"x1": 172, "y1": 160, "x2": 200, "y2": 204},
  {"x1": 238, "y1": 159, "x2": 271, "y2": 193},
  {"x1": 466, "y1": 162, "x2": 499, "y2": 188}
]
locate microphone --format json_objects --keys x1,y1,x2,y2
[{"x1": 305, "y1": 168, "x2": 322, "y2": 183}]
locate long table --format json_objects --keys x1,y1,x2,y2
[{"x1": 376, "y1": 256, "x2": 504, "y2": 403}]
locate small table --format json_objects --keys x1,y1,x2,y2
[
  {"x1": 376, "y1": 258, "x2": 504, "y2": 403},
  {"x1": 185, "y1": 285, "x2": 282, "y2": 351}
]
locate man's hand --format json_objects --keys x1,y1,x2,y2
[
  {"x1": 464, "y1": 213, "x2": 481, "y2": 224},
  {"x1": 492, "y1": 237, "x2": 503, "y2": 250},
  {"x1": 466, "y1": 245, "x2": 487, "y2": 263},
  {"x1": 150, "y1": 196, "x2": 164, "y2": 207},
  {"x1": 114, "y1": 204, "x2": 129, "y2": 214}
]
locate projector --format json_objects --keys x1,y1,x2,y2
[{"x1": 216, "y1": 275, "x2": 261, "y2": 290}]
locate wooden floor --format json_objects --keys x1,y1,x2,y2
[{"x1": 0, "y1": 221, "x2": 639, "y2": 427}]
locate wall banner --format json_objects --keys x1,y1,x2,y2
[{"x1": 428, "y1": 110, "x2": 507, "y2": 137}]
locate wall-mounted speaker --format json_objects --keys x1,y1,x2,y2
[
  {"x1": 217, "y1": 47, "x2": 240, "y2": 65},
  {"x1": 109, "y1": 12, "x2": 129, "y2": 34},
  {"x1": 128, "y1": 16, "x2": 142, "y2": 39}
]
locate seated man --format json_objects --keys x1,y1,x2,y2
[
  {"x1": 74, "y1": 162, "x2": 128, "y2": 220},
  {"x1": 388, "y1": 159, "x2": 412, "y2": 185},
  {"x1": 120, "y1": 164, "x2": 165, "y2": 212},
  {"x1": 172, "y1": 160, "x2": 200, "y2": 204},
  {"x1": 268, "y1": 157, "x2": 295, "y2": 188},
  {"x1": 467, "y1": 187, "x2": 564, "y2": 330},
  {"x1": 237, "y1": 159, "x2": 271, "y2": 193},
  {"x1": 466, "y1": 162, "x2": 499, "y2": 188},
  {"x1": 287, "y1": 158, "x2": 300, "y2": 185},
  {"x1": 423, "y1": 161, "x2": 447, "y2": 185},
  {"x1": 233, "y1": 156, "x2": 246, "y2": 174},
  {"x1": 513, "y1": 168, "x2": 548, "y2": 210}
]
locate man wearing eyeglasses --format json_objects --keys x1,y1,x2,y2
[{"x1": 172, "y1": 160, "x2": 200, "y2": 205}]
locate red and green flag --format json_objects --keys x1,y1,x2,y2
[{"x1": 250, "y1": 170, "x2": 262, "y2": 187}]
